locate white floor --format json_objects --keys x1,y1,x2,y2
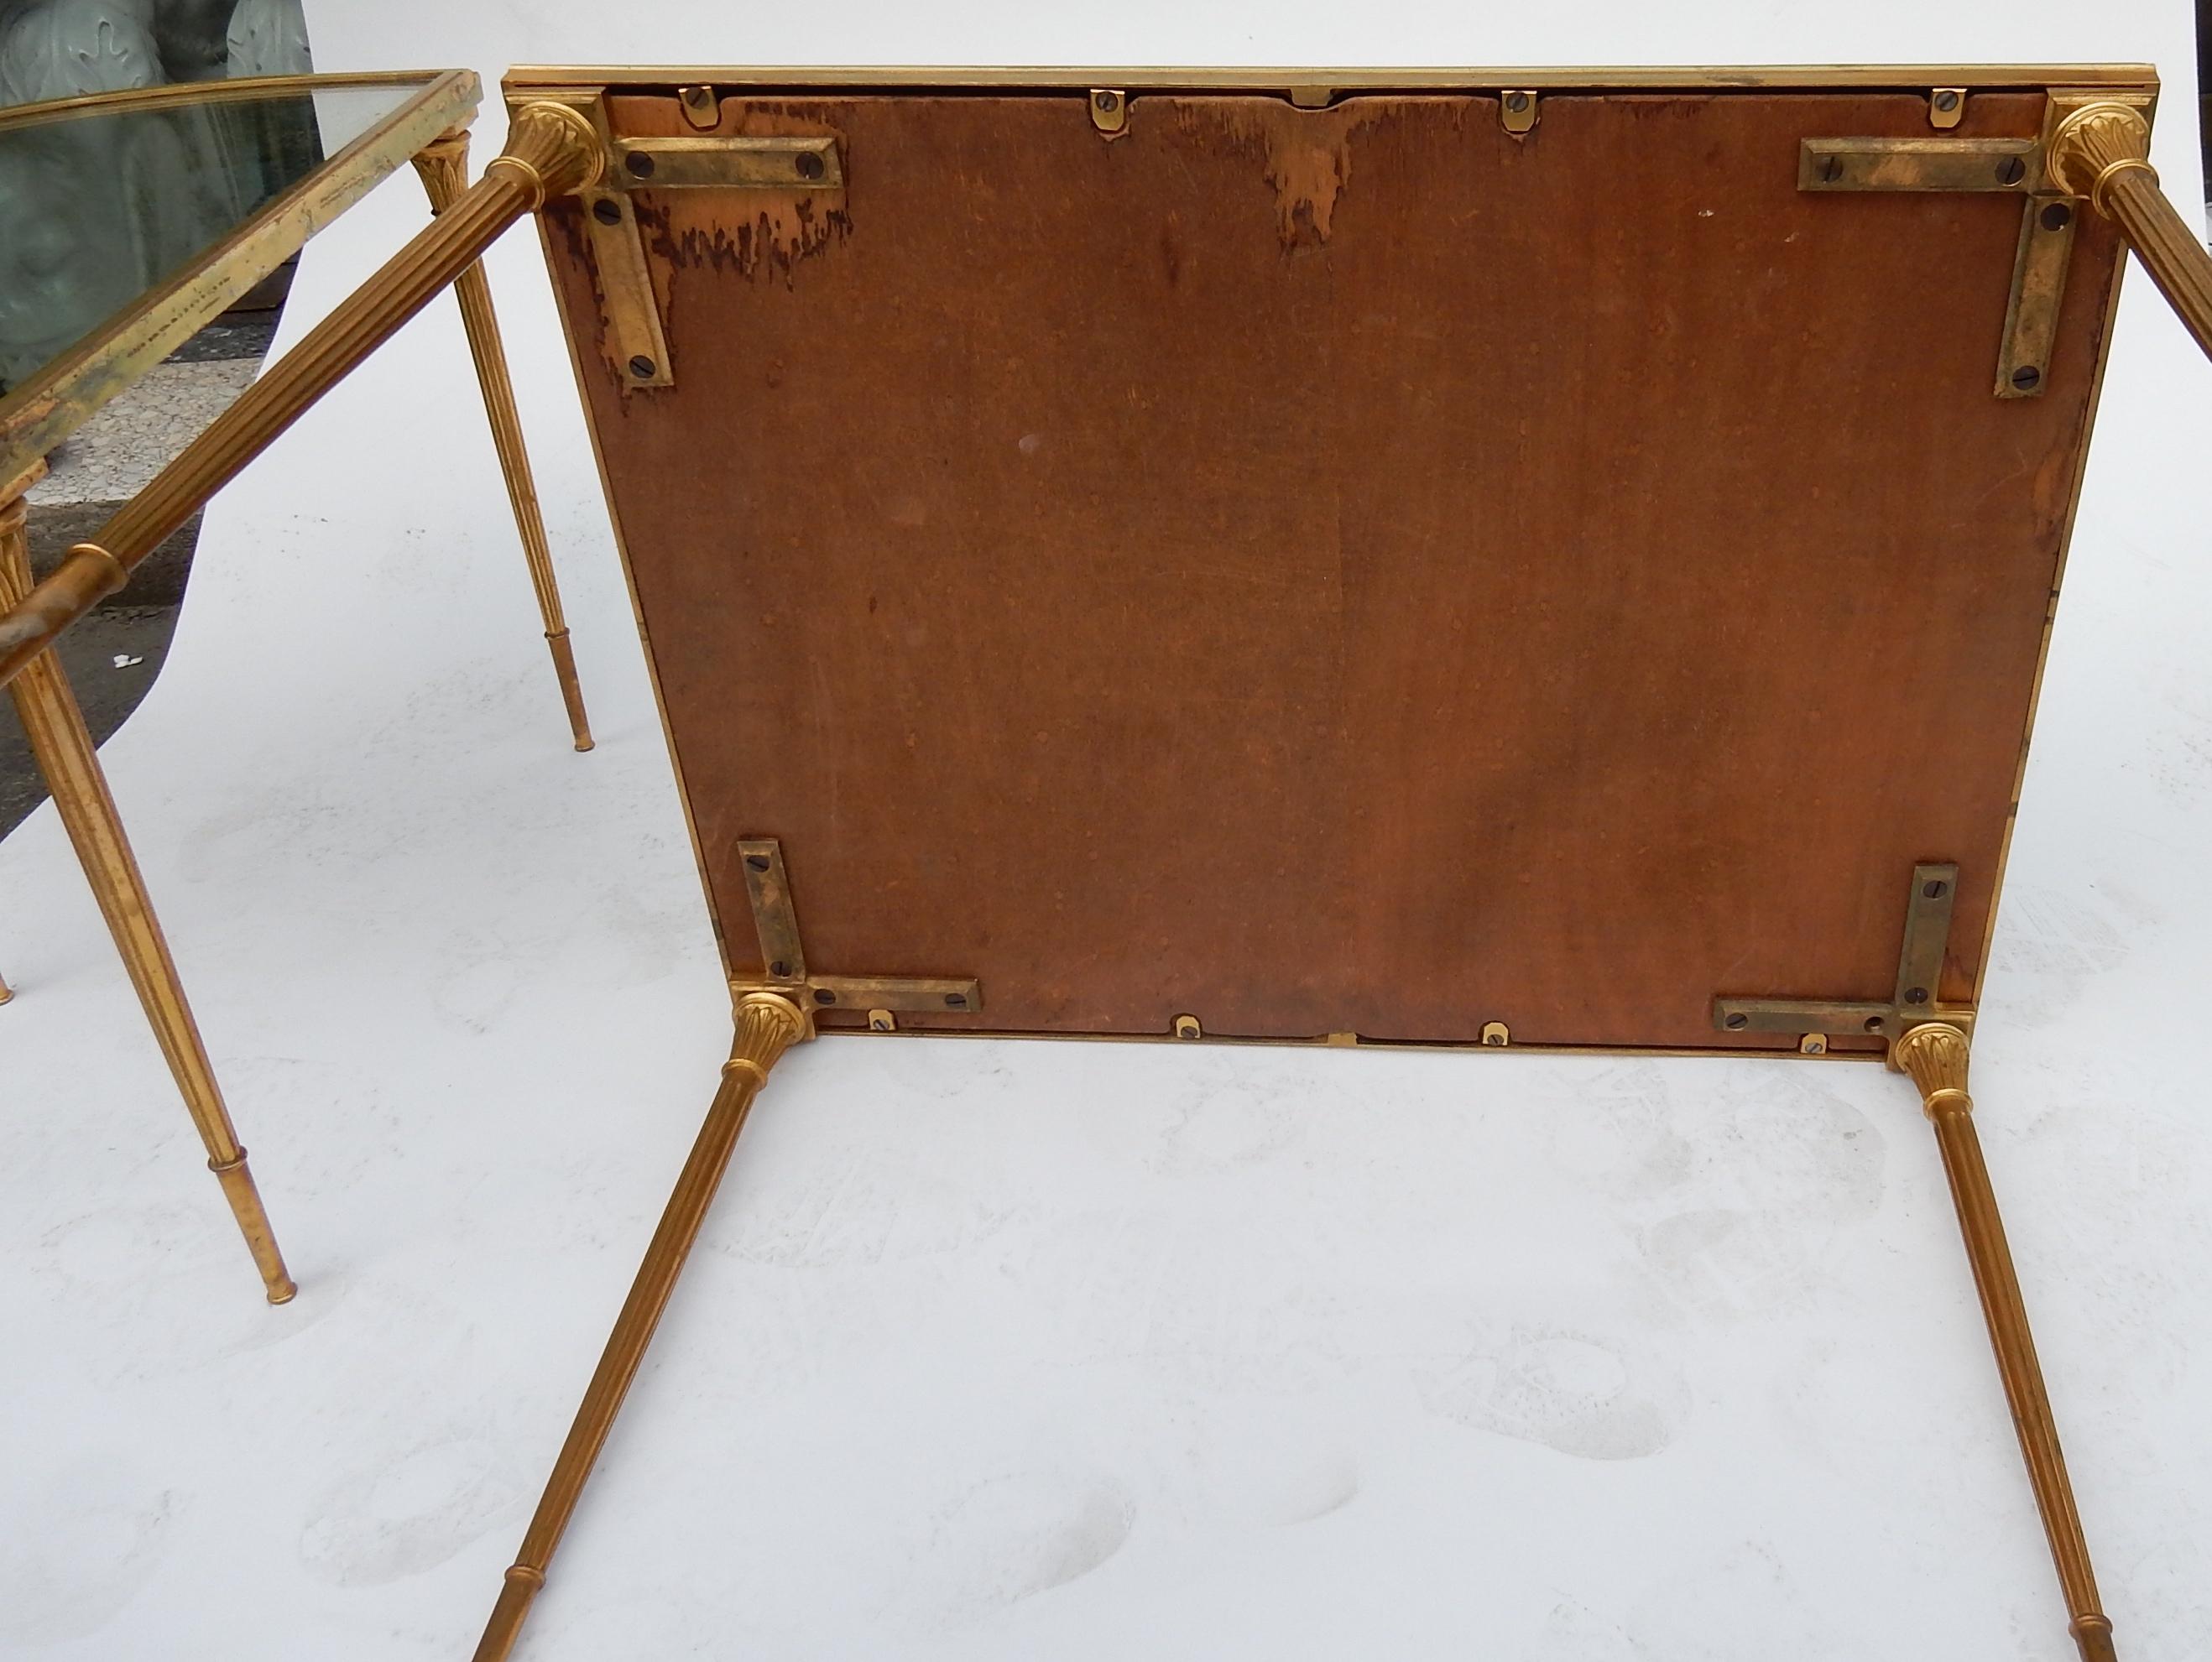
[{"x1": 3, "y1": 6, "x2": 2210, "y2": 1658}]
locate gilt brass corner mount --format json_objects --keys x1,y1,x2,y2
[
  {"x1": 1713, "y1": 862, "x2": 1973, "y2": 1063},
  {"x1": 732, "y1": 837, "x2": 982, "y2": 1025}
]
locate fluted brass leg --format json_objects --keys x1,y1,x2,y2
[
  {"x1": 2049, "y1": 101, "x2": 2212, "y2": 366},
  {"x1": 414, "y1": 128, "x2": 593, "y2": 753},
  {"x1": 1895, "y1": 1024, "x2": 2112, "y2": 1661},
  {"x1": 0, "y1": 487, "x2": 294, "y2": 1303},
  {"x1": 472, "y1": 992, "x2": 808, "y2": 1661}
]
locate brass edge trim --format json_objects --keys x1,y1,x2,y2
[
  {"x1": 0, "y1": 68, "x2": 452, "y2": 133},
  {"x1": 795, "y1": 1023, "x2": 1888, "y2": 1061},
  {"x1": 528, "y1": 211, "x2": 727, "y2": 969},
  {"x1": 0, "y1": 68, "x2": 483, "y2": 481},
  {"x1": 1974, "y1": 190, "x2": 2138, "y2": 1007},
  {"x1": 504, "y1": 63, "x2": 2159, "y2": 94}
]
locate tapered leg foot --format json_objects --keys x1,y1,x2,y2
[
  {"x1": 545, "y1": 629, "x2": 592, "y2": 752},
  {"x1": 1896, "y1": 1023, "x2": 2114, "y2": 1659},
  {"x1": 208, "y1": 1149, "x2": 298, "y2": 1303}
]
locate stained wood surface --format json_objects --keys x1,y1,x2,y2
[{"x1": 539, "y1": 87, "x2": 2126, "y2": 1051}]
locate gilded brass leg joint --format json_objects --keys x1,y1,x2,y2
[{"x1": 1895, "y1": 1019, "x2": 2114, "y2": 1660}]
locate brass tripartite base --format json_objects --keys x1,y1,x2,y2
[
  {"x1": 1896, "y1": 1022, "x2": 2114, "y2": 1662},
  {"x1": 471, "y1": 990, "x2": 806, "y2": 1662},
  {"x1": 1, "y1": 477, "x2": 295, "y2": 1304},
  {"x1": 413, "y1": 127, "x2": 596, "y2": 753}
]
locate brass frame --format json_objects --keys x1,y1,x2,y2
[{"x1": 505, "y1": 64, "x2": 2160, "y2": 92}]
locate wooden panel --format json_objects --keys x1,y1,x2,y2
[{"x1": 538, "y1": 86, "x2": 2126, "y2": 1051}]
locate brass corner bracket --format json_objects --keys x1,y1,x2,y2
[
  {"x1": 1713, "y1": 862, "x2": 1972, "y2": 1061},
  {"x1": 732, "y1": 837, "x2": 982, "y2": 1025},
  {"x1": 1796, "y1": 83, "x2": 2212, "y2": 398},
  {"x1": 500, "y1": 84, "x2": 848, "y2": 392}
]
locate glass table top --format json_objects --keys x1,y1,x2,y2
[{"x1": 0, "y1": 70, "x2": 478, "y2": 490}]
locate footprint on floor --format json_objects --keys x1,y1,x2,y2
[
  {"x1": 298, "y1": 1436, "x2": 519, "y2": 1587},
  {"x1": 0, "y1": 1462, "x2": 174, "y2": 1644},
  {"x1": 888, "y1": 1469, "x2": 1135, "y2": 1634},
  {"x1": 1421, "y1": 1324, "x2": 1688, "y2": 1461}
]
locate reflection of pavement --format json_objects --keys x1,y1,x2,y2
[{"x1": 3, "y1": 309, "x2": 275, "y2": 836}]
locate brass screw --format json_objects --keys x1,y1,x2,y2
[
  {"x1": 1800, "y1": 1034, "x2": 1829, "y2": 1055},
  {"x1": 1173, "y1": 1013, "x2": 1202, "y2": 1039},
  {"x1": 868, "y1": 1009, "x2": 895, "y2": 1032}
]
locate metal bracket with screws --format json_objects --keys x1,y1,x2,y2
[
  {"x1": 1797, "y1": 87, "x2": 2155, "y2": 398},
  {"x1": 1089, "y1": 88, "x2": 1128, "y2": 138},
  {"x1": 1712, "y1": 862, "x2": 1972, "y2": 1063},
  {"x1": 733, "y1": 837, "x2": 982, "y2": 1026}
]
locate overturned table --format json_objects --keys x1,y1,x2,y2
[{"x1": 5, "y1": 61, "x2": 2207, "y2": 1660}]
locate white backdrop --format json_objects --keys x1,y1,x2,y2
[{"x1": 3, "y1": 5, "x2": 2209, "y2": 1658}]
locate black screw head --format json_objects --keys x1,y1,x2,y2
[
  {"x1": 770, "y1": 960, "x2": 790, "y2": 978},
  {"x1": 795, "y1": 150, "x2": 825, "y2": 181},
  {"x1": 1922, "y1": 878, "x2": 1949, "y2": 899},
  {"x1": 1995, "y1": 155, "x2": 2026, "y2": 185},
  {"x1": 591, "y1": 197, "x2": 622, "y2": 225},
  {"x1": 1905, "y1": 986, "x2": 1930, "y2": 1005},
  {"x1": 1818, "y1": 154, "x2": 1844, "y2": 184},
  {"x1": 1933, "y1": 90, "x2": 1960, "y2": 112},
  {"x1": 2041, "y1": 201, "x2": 2073, "y2": 232},
  {"x1": 944, "y1": 993, "x2": 968, "y2": 1009},
  {"x1": 814, "y1": 987, "x2": 837, "y2": 1005},
  {"x1": 1865, "y1": 1016, "x2": 1886, "y2": 1034},
  {"x1": 624, "y1": 149, "x2": 655, "y2": 178},
  {"x1": 1724, "y1": 1012, "x2": 1749, "y2": 1030},
  {"x1": 1505, "y1": 91, "x2": 1531, "y2": 113},
  {"x1": 1093, "y1": 90, "x2": 1119, "y2": 112},
  {"x1": 744, "y1": 853, "x2": 770, "y2": 873},
  {"x1": 629, "y1": 355, "x2": 657, "y2": 379},
  {"x1": 2011, "y1": 364, "x2": 2042, "y2": 390}
]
